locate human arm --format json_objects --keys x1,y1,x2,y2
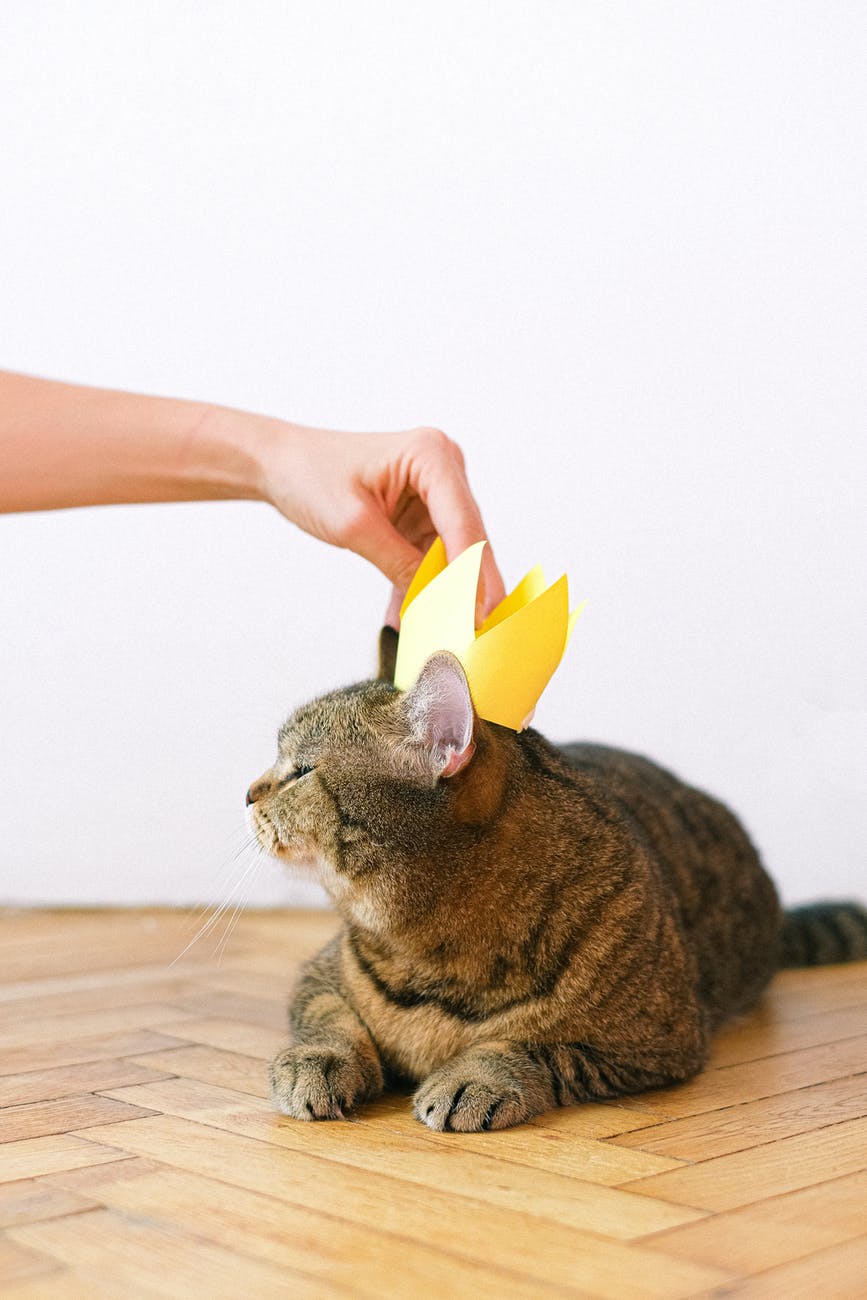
[{"x1": 0, "y1": 371, "x2": 504, "y2": 620}]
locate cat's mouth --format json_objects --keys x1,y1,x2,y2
[
  {"x1": 248, "y1": 806, "x2": 282, "y2": 856},
  {"x1": 249, "y1": 806, "x2": 314, "y2": 865}
]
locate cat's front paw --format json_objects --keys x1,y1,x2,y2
[
  {"x1": 269, "y1": 1045, "x2": 380, "y2": 1120},
  {"x1": 413, "y1": 1051, "x2": 544, "y2": 1132}
]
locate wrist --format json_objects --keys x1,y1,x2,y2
[{"x1": 180, "y1": 402, "x2": 280, "y2": 503}]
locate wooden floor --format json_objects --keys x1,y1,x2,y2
[{"x1": 0, "y1": 910, "x2": 865, "y2": 1299}]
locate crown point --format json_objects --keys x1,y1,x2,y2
[{"x1": 395, "y1": 538, "x2": 582, "y2": 731}]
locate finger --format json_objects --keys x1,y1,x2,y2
[
  {"x1": 477, "y1": 543, "x2": 507, "y2": 623},
  {"x1": 408, "y1": 441, "x2": 506, "y2": 623},
  {"x1": 389, "y1": 490, "x2": 437, "y2": 556},
  {"x1": 422, "y1": 471, "x2": 506, "y2": 617},
  {"x1": 383, "y1": 585, "x2": 402, "y2": 631},
  {"x1": 343, "y1": 497, "x2": 425, "y2": 598}
]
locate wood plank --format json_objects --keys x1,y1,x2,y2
[
  {"x1": 212, "y1": 946, "x2": 325, "y2": 975},
  {"x1": 707, "y1": 1001, "x2": 867, "y2": 1069},
  {"x1": 0, "y1": 977, "x2": 199, "y2": 1025},
  {"x1": 163, "y1": 989, "x2": 287, "y2": 1028},
  {"x1": 762, "y1": 964, "x2": 867, "y2": 1019},
  {"x1": 0, "y1": 910, "x2": 863, "y2": 1297},
  {"x1": 0, "y1": 1060, "x2": 173, "y2": 1108},
  {"x1": 147, "y1": 1017, "x2": 285, "y2": 1059},
  {"x1": 610, "y1": 1033, "x2": 867, "y2": 1120},
  {"x1": 0, "y1": 911, "x2": 222, "y2": 982},
  {"x1": 525, "y1": 1098, "x2": 672, "y2": 1136},
  {"x1": 0, "y1": 1095, "x2": 156, "y2": 1145},
  {"x1": 642, "y1": 1169, "x2": 867, "y2": 1274},
  {"x1": 610, "y1": 1072, "x2": 867, "y2": 1159},
  {"x1": 0, "y1": 961, "x2": 215, "y2": 1006},
  {"x1": 99, "y1": 1074, "x2": 684, "y2": 1186},
  {"x1": 48, "y1": 1164, "x2": 596, "y2": 1300},
  {"x1": 354, "y1": 1090, "x2": 675, "y2": 1171},
  {"x1": 0, "y1": 1030, "x2": 190, "y2": 1079},
  {"x1": 0, "y1": 1005, "x2": 194, "y2": 1053},
  {"x1": 79, "y1": 1105, "x2": 706, "y2": 1240},
  {"x1": 0, "y1": 1136, "x2": 132, "y2": 1183},
  {"x1": 213, "y1": 908, "x2": 337, "y2": 955},
  {"x1": 0, "y1": 1237, "x2": 62, "y2": 1289},
  {"x1": 62, "y1": 1114, "x2": 728, "y2": 1298},
  {"x1": 8, "y1": 1207, "x2": 347, "y2": 1300},
  {"x1": 694, "y1": 1234, "x2": 867, "y2": 1299},
  {"x1": 42, "y1": 1156, "x2": 162, "y2": 1194},
  {"x1": 0, "y1": 1178, "x2": 97, "y2": 1228},
  {"x1": 125, "y1": 1047, "x2": 657, "y2": 1137},
  {"x1": 0, "y1": 1271, "x2": 140, "y2": 1299},
  {"x1": 623, "y1": 1115, "x2": 867, "y2": 1211},
  {"x1": 765, "y1": 959, "x2": 867, "y2": 993},
  {"x1": 127, "y1": 1044, "x2": 266, "y2": 1097},
  {"x1": 190, "y1": 965, "x2": 300, "y2": 999},
  {"x1": 363, "y1": 1087, "x2": 667, "y2": 1137}
]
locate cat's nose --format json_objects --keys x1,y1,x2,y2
[{"x1": 246, "y1": 777, "x2": 271, "y2": 807}]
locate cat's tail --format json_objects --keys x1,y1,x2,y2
[{"x1": 778, "y1": 901, "x2": 867, "y2": 968}]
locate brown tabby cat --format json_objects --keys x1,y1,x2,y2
[{"x1": 246, "y1": 629, "x2": 867, "y2": 1132}]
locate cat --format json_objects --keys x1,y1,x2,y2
[{"x1": 246, "y1": 628, "x2": 867, "y2": 1132}]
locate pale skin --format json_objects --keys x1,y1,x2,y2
[{"x1": 0, "y1": 371, "x2": 505, "y2": 624}]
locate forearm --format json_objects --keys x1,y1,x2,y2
[
  {"x1": 0, "y1": 369, "x2": 504, "y2": 614},
  {"x1": 0, "y1": 371, "x2": 275, "y2": 512}
]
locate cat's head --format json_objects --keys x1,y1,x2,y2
[{"x1": 246, "y1": 630, "x2": 509, "y2": 919}]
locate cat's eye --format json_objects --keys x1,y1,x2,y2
[{"x1": 278, "y1": 765, "x2": 314, "y2": 790}]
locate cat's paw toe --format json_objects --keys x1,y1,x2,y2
[
  {"x1": 269, "y1": 1046, "x2": 370, "y2": 1120},
  {"x1": 413, "y1": 1074, "x2": 526, "y2": 1133}
]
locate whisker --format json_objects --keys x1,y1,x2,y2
[
  {"x1": 214, "y1": 848, "x2": 267, "y2": 963},
  {"x1": 181, "y1": 827, "x2": 260, "y2": 933},
  {"x1": 171, "y1": 845, "x2": 264, "y2": 966},
  {"x1": 212, "y1": 849, "x2": 268, "y2": 961}
]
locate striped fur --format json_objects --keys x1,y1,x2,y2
[
  {"x1": 247, "y1": 640, "x2": 864, "y2": 1131},
  {"x1": 779, "y1": 902, "x2": 867, "y2": 967}
]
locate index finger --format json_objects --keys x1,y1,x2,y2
[{"x1": 410, "y1": 437, "x2": 506, "y2": 621}]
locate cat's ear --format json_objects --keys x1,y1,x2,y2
[
  {"x1": 403, "y1": 652, "x2": 476, "y2": 779},
  {"x1": 377, "y1": 625, "x2": 398, "y2": 683}
]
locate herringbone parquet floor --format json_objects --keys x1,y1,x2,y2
[{"x1": 1, "y1": 908, "x2": 865, "y2": 1298}]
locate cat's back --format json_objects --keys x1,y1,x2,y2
[
  {"x1": 557, "y1": 740, "x2": 683, "y2": 795},
  {"x1": 552, "y1": 738, "x2": 782, "y2": 1020},
  {"x1": 555, "y1": 738, "x2": 751, "y2": 861}
]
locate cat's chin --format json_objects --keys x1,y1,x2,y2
[
  {"x1": 267, "y1": 840, "x2": 320, "y2": 870},
  {"x1": 265, "y1": 845, "x2": 331, "y2": 900}
]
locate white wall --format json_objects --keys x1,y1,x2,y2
[{"x1": 1, "y1": 2, "x2": 864, "y2": 911}]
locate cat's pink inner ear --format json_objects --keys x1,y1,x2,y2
[
  {"x1": 404, "y1": 651, "x2": 475, "y2": 776},
  {"x1": 440, "y1": 739, "x2": 476, "y2": 778}
]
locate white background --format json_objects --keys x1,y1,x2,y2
[{"x1": 1, "y1": 2, "x2": 864, "y2": 912}]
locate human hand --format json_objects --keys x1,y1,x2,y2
[
  {"x1": 0, "y1": 375, "x2": 504, "y2": 627},
  {"x1": 253, "y1": 421, "x2": 505, "y2": 626}
]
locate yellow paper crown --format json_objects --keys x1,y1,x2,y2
[{"x1": 394, "y1": 538, "x2": 585, "y2": 731}]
